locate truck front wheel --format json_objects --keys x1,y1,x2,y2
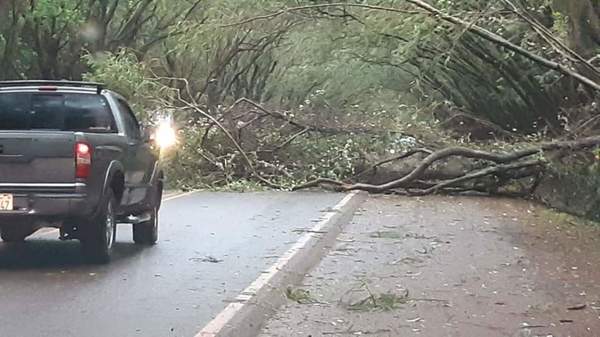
[
  {"x1": 132, "y1": 185, "x2": 161, "y2": 245},
  {"x1": 132, "y1": 206, "x2": 158, "y2": 245}
]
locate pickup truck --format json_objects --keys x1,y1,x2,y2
[{"x1": 0, "y1": 80, "x2": 164, "y2": 263}]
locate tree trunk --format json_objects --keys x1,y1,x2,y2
[{"x1": 554, "y1": 0, "x2": 600, "y2": 59}]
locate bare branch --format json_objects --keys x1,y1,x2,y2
[
  {"x1": 271, "y1": 127, "x2": 310, "y2": 152},
  {"x1": 178, "y1": 98, "x2": 282, "y2": 189}
]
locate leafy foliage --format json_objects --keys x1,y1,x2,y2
[{"x1": 1, "y1": 0, "x2": 600, "y2": 194}]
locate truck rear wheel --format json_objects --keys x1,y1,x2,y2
[{"x1": 81, "y1": 190, "x2": 117, "y2": 264}]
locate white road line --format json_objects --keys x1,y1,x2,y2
[
  {"x1": 196, "y1": 191, "x2": 362, "y2": 337},
  {"x1": 34, "y1": 190, "x2": 198, "y2": 238},
  {"x1": 162, "y1": 190, "x2": 198, "y2": 202}
]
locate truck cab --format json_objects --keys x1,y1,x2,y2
[{"x1": 0, "y1": 81, "x2": 164, "y2": 263}]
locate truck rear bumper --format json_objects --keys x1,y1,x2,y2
[
  {"x1": 2, "y1": 193, "x2": 87, "y2": 215},
  {"x1": 0, "y1": 187, "x2": 92, "y2": 226}
]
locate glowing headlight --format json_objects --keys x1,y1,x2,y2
[{"x1": 155, "y1": 118, "x2": 177, "y2": 149}]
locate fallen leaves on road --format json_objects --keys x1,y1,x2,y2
[
  {"x1": 567, "y1": 303, "x2": 587, "y2": 311},
  {"x1": 189, "y1": 256, "x2": 223, "y2": 263},
  {"x1": 292, "y1": 228, "x2": 327, "y2": 234},
  {"x1": 369, "y1": 231, "x2": 403, "y2": 239},
  {"x1": 340, "y1": 281, "x2": 411, "y2": 312},
  {"x1": 390, "y1": 256, "x2": 424, "y2": 265},
  {"x1": 406, "y1": 317, "x2": 422, "y2": 323},
  {"x1": 285, "y1": 287, "x2": 317, "y2": 304}
]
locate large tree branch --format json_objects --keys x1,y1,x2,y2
[
  {"x1": 294, "y1": 136, "x2": 600, "y2": 193},
  {"x1": 409, "y1": 159, "x2": 543, "y2": 196}
]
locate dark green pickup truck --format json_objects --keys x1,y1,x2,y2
[{"x1": 0, "y1": 81, "x2": 164, "y2": 263}]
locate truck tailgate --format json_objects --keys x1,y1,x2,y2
[{"x1": 0, "y1": 132, "x2": 75, "y2": 185}]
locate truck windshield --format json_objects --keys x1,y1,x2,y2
[{"x1": 0, "y1": 92, "x2": 117, "y2": 133}]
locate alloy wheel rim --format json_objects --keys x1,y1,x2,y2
[
  {"x1": 153, "y1": 206, "x2": 159, "y2": 240},
  {"x1": 105, "y1": 202, "x2": 115, "y2": 249}
]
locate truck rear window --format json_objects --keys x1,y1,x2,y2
[{"x1": 0, "y1": 92, "x2": 117, "y2": 133}]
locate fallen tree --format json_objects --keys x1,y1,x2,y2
[
  {"x1": 159, "y1": 87, "x2": 600, "y2": 196},
  {"x1": 294, "y1": 136, "x2": 600, "y2": 195}
]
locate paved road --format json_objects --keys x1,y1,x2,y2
[
  {"x1": 259, "y1": 196, "x2": 600, "y2": 337},
  {"x1": 0, "y1": 191, "x2": 345, "y2": 337}
]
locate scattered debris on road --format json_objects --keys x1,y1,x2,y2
[
  {"x1": 567, "y1": 304, "x2": 587, "y2": 311},
  {"x1": 189, "y1": 256, "x2": 224, "y2": 263},
  {"x1": 285, "y1": 287, "x2": 317, "y2": 304},
  {"x1": 258, "y1": 196, "x2": 600, "y2": 337}
]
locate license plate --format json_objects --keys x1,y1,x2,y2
[{"x1": 0, "y1": 194, "x2": 13, "y2": 211}]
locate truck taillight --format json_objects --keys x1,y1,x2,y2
[{"x1": 75, "y1": 142, "x2": 92, "y2": 179}]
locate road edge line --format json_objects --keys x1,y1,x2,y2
[
  {"x1": 195, "y1": 191, "x2": 368, "y2": 337},
  {"x1": 162, "y1": 190, "x2": 198, "y2": 202}
]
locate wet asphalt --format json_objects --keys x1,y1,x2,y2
[{"x1": 0, "y1": 191, "x2": 345, "y2": 337}]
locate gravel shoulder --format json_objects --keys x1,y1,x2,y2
[{"x1": 258, "y1": 195, "x2": 600, "y2": 337}]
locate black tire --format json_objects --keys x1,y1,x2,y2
[
  {"x1": 132, "y1": 206, "x2": 158, "y2": 245},
  {"x1": 81, "y1": 190, "x2": 117, "y2": 264},
  {"x1": 0, "y1": 226, "x2": 35, "y2": 242},
  {"x1": 132, "y1": 185, "x2": 161, "y2": 245}
]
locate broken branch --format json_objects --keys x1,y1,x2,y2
[{"x1": 294, "y1": 136, "x2": 600, "y2": 194}]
